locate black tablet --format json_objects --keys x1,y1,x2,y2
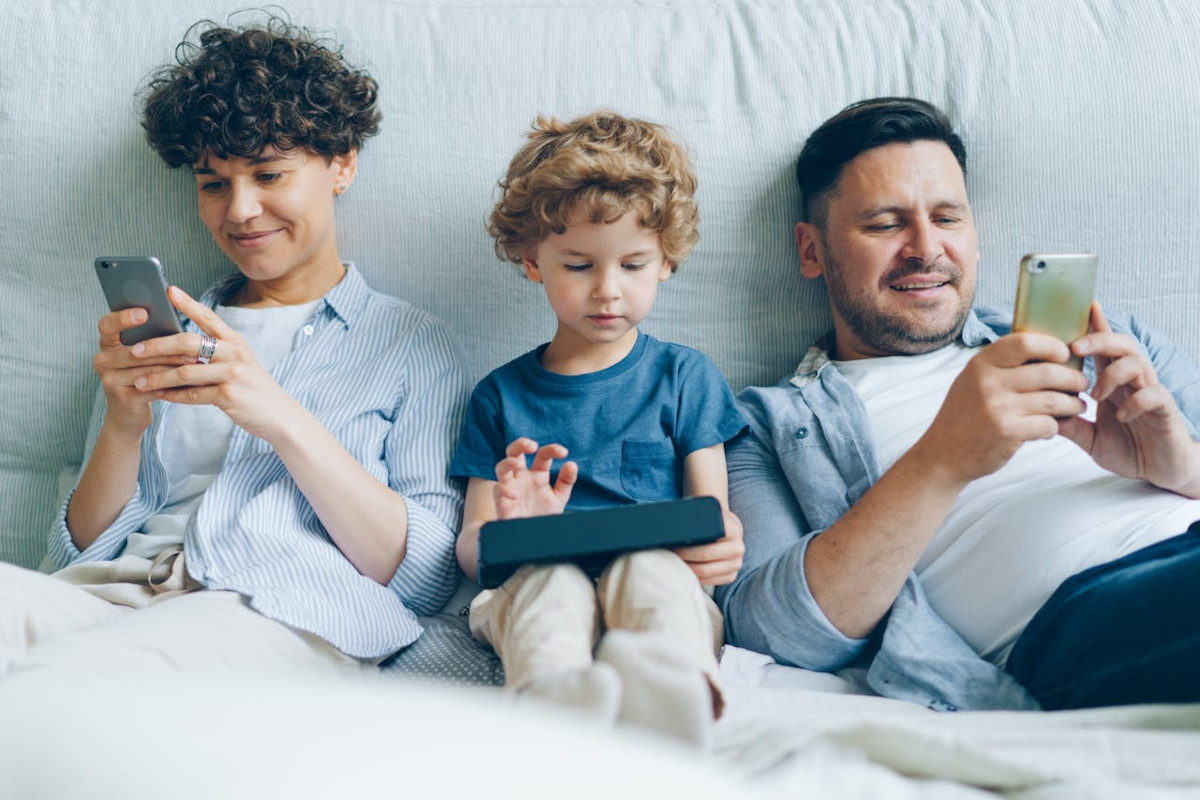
[{"x1": 477, "y1": 496, "x2": 724, "y2": 588}]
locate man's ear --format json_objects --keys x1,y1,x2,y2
[
  {"x1": 796, "y1": 221, "x2": 825, "y2": 279},
  {"x1": 522, "y1": 255, "x2": 543, "y2": 283}
]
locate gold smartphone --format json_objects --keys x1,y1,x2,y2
[{"x1": 1012, "y1": 253, "x2": 1098, "y2": 369}]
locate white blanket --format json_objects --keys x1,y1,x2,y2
[
  {"x1": 3, "y1": 653, "x2": 1198, "y2": 799},
  {"x1": 716, "y1": 664, "x2": 1200, "y2": 799}
]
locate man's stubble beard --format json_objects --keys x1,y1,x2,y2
[{"x1": 821, "y1": 246, "x2": 974, "y2": 357}]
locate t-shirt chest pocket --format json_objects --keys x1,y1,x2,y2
[{"x1": 619, "y1": 439, "x2": 679, "y2": 501}]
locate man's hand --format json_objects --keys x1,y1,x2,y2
[
  {"x1": 805, "y1": 331, "x2": 1089, "y2": 639},
  {"x1": 1059, "y1": 303, "x2": 1200, "y2": 497},
  {"x1": 912, "y1": 332, "x2": 1090, "y2": 487},
  {"x1": 492, "y1": 437, "x2": 578, "y2": 519}
]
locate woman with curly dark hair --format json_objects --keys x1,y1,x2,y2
[{"x1": 0, "y1": 16, "x2": 469, "y2": 676}]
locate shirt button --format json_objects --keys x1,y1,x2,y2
[
  {"x1": 302, "y1": 324, "x2": 314, "y2": 336},
  {"x1": 794, "y1": 427, "x2": 809, "y2": 439}
]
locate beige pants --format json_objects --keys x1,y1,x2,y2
[
  {"x1": 0, "y1": 554, "x2": 363, "y2": 679},
  {"x1": 469, "y1": 549, "x2": 724, "y2": 691}
]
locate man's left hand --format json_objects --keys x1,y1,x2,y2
[{"x1": 1059, "y1": 302, "x2": 1200, "y2": 498}]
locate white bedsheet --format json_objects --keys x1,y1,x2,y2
[
  {"x1": 716, "y1": 681, "x2": 1200, "y2": 799},
  {"x1": 3, "y1": 649, "x2": 1197, "y2": 799}
]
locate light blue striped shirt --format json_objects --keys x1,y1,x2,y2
[{"x1": 48, "y1": 265, "x2": 470, "y2": 659}]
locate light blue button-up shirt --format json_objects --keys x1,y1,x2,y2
[
  {"x1": 49, "y1": 266, "x2": 470, "y2": 660},
  {"x1": 717, "y1": 307, "x2": 1200, "y2": 711}
]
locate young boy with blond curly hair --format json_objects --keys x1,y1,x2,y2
[{"x1": 450, "y1": 111, "x2": 746, "y2": 746}]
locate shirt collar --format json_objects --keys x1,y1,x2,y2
[
  {"x1": 789, "y1": 307, "x2": 998, "y2": 388},
  {"x1": 320, "y1": 263, "x2": 369, "y2": 328},
  {"x1": 198, "y1": 263, "x2": 368, "y2": 329}
]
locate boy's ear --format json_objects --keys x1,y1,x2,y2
[
  {"x1": 658, "y1": 261, "x2": 675, "y2": 281},
  {"x1": 796, "y1": 221, "x2": 825, "y2": 279},
  {"x1": 522, "y1": 256, "x2": 543, "y2": 283}
]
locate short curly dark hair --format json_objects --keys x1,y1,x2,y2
[{"x1": 141, "y1": 14, "x2": 381, "y2": 168}]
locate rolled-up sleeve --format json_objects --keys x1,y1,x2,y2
[
  {"x1": 717, "y1": 426, "x2": 871, "y2": 672},
  {"x1": 47, "y1": 485, "x2": 156, "y2": 570},
  {"x1": 45, "y1": 391, "x2": 161, "y2": 571},
  {"x1": 385, "y1": 315, "x2": 471, "y2": 616}
]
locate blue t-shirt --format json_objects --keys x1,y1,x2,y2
[{"x1": 450, "y1": 332, "x2": 746, "y2": 510}]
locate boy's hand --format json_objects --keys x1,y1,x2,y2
[
  {"x1": 674, "y1": 509, "x2": 745, "y2": 586},
  {"x1": 493, "y1": 437, "x2": 578, "y2": 519}
]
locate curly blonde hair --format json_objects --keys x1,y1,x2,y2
[{"x1": 488, "y1": 111, "x2": 699, "y2": 271}]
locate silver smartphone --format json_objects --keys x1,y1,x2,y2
[
  {"x1": 93, "y1": 256, "x2": 185, "y2": 345},
  {"x1": 1012, "y1": 252, "x2": 1098, "y2": 370}
]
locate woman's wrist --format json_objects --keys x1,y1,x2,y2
[
  {"x1": 99, "y1": 410, "x2": 151, "y2": 443},
  {"x1": 256, "y1": 395, "x2": 320, "y2": 453}
]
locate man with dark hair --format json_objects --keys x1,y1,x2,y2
[{"x1": 717, "y1": 97, "x2": 1200, "y2": 712}]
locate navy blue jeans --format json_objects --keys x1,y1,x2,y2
[{"x1": 1006, "y1": 520, "x2": 1200, "y2": 710}]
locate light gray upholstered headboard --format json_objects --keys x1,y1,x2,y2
[{"x1": 3, "y1": 0, "x2": 1199, "y2": 567}]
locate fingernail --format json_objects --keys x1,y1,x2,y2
[
  {"x1": 133, "y1": 309, "x2": 147, "y2": 323},
  {"x1": 134, "y1": 377, "x2": 147, "y2": 389},
  {"x1": 1074, "y1": 338, "x2": 1091, "y2": 355},
  {"x1": 131, "y1": 343, "x2": 144, "y2": 356}
]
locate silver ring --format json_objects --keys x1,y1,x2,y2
[{"x1": 196, "y1": 334, "x2": 218, "y2": 365}]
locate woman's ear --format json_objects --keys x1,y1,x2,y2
[{"x1": 332, "y1": 150, "x2": 359, "y2": 195}]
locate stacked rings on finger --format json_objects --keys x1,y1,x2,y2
[{"x1": 196, "y1": 334, "x2": 218, "y2": 365}]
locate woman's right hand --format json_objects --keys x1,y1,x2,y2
[
  {"x1": 92, "y1": 307, "x2": 194, "y2": 436},
  {"x1": 67, "y1": 307, "x2": 193, "y2": 549}
]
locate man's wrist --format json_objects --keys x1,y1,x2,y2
[
  {"x1": 900, "y1": 436, "x2": 975, "y2": 495},
  {"x1": 1160, "y1": 440, "x2": 1200, "y2": 499}
]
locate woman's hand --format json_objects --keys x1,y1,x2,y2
[
  {"x1": 70, "y1": 305, "x2": 201, "y2": 548},
  {"x1": 128, "y1": 286, "x2": 302, "y2": 441},
  {"x1": 92, "y1": 307, "x2": 197, "y2": 436}
]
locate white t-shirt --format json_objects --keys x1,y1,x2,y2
[
  {"x1": 835, "y1": 343, "x2": 1200, "y2": 665},
  {"x1": 121, "y1": 299, "x2": 322, "y2": 560}
]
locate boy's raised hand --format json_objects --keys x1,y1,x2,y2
[{"x1": 493, "y1": 437, "x2": 578, "y2": 519}]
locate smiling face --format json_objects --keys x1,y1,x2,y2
[
  {"x1": 796, "y1": 140, "x2": 979, "y2": 360},
  {"x1": 193, "y1": 147, "x2": 356, "y2": 303},
  {"x1": 523, "y1": 212, "x2": 673, "y2": 374}
]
